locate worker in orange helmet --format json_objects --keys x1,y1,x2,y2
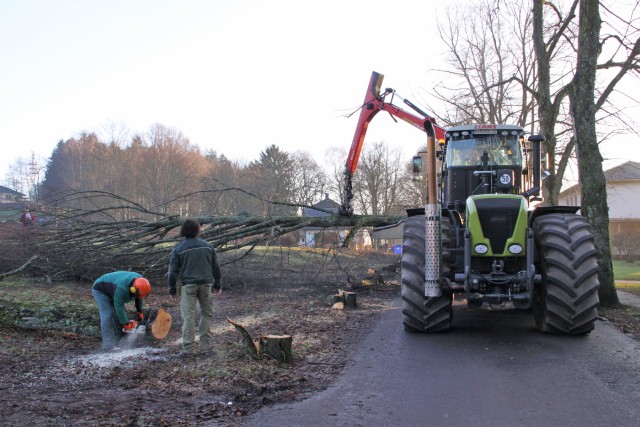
[{"x1": 92, "y1": 271, "x2": 151, "y2": 351}]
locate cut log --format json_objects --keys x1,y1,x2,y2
[
  {"x1": 332, "y1": 301, "x2": 345, "y2": 310},
  {"x1": 149, "y1": 308, "x2": 172, "y2": 340},
  {"x1": 258, "y1": 335, "x2": 293, "y2": 363}
]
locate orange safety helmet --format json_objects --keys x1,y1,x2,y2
[{"x1": 132, "y1": 277, "x2": 151, "y2": 299}]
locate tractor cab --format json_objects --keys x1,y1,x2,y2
[{"x1": 442, "y1": 124, "x2": 526, "y2": 212}]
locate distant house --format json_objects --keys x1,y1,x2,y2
[
  {"x1": 0, "y1": 185, "x2": 26, "y2": 204},
  {"x1": 300, "y1": 194, "x2": 374, "y2": 248},
  {"x1": 303, "y1": 193, "x2": 341, "y2": 218},
  {"x1": 300, "y1": 194, "x2": 347, "y2": 247},
  {"x1": 559, "y1": 161, "x2": 640, "y2": 236}
]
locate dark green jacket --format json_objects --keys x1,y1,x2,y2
[
  {"x1": 92, "y1": 271, "x2": 143, "y2": 325},
  {"x1": 167, "y1": 237, "x2": 221, "y2": 296}
]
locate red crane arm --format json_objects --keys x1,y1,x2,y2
[
  {"x1": 340, "y1": 71, "x2": 445, "y2": 214},
  {"x1": 344, "y1": 71, "x2": 445, "y2": 175}
]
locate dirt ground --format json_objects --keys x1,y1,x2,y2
[
  {"x1": 0, "y1": 250, "x2": 402, "y2": 426},
  {"x1": 1, "y1": 250, "x2": 639, "y2": 427}
]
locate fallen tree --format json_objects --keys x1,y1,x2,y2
[{"x1": 0, "y1": 190, "x2": 403, "y2": 283}]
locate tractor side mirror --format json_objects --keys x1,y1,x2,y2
[
  {"x1": 412, "y1": 156, "x2": 423, "y2": 181},
  {"x1": 412, "y1": 156, "x2": 423, "y2": 174}
]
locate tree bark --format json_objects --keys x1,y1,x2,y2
[
  {"x1": 569, "y1": 0, "x2": 619, "y2": 307},
  {"x1": 532, "y1": 0, "x2": 578, "y2": 206}
]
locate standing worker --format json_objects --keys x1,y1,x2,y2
[
  {"x1": 168, "y1": 218, "x2": 221, "y2": 358},
  {"x1": 92, "y1": 271, "x2": 151, "y2": 351}
]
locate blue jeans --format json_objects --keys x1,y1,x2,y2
[{"x1": 93, "y1": 289, "x2": 119, "y2": 350}]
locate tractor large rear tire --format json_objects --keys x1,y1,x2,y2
[
  {"x1": 533, "y1": 213, "x2": 600, "y2": 334},
  {"x1": 401, "y1": 214, "x2": 452, "y2": 332}
]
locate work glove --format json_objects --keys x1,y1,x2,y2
[
  {"x1": 137, "y1": 312, "x2": 145, "y2": 321},
  {"x1": 123, "y1": 320, "x2": 139, "y2": 332}
]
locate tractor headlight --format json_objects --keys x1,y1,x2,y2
[
  {"x1": 474, "y1": 244, "x2": 489, "y2": 254},
  {"x1": 508, "y1": 244, "x2": 523, "y2": 254}
]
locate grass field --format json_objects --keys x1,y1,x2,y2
[
  {"x1": 614, "y1": 260, "x2": 640, "y2": 296},
  {"x1": 613, "y1": 260, "x2": 640, "y2": 281}
]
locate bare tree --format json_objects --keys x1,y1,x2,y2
[
  {"x1": 202, "y1": 153, "x2": 248, "y2": 216},
  {"x1": 396, "y1": 144, "x2": 429, "y2": 210},
  {"x1": 532, "y1": 0, "x2": 581, "y2": 205},
  {"x1": 569, "y1": 0, "x2": 606, "y2": 285},
  {"x1": 532, "y1": 0, "x2": 640, "y2": 306},
  {"x1": 290, "y1": 151, "x2": 327, "y2": 207},
  {"x1": 138, "y1": 124, "x2": 205, "y2": 217},
  {"x1": 41, "y1": 132, "x2": 114, "y2": 210},
  {"x1": 325, "y1": 146, "x2": 348, "y2": 205},
  {"x1": 353, "y1": 141, "x2": 404, "y2": 215},
  {"x1": 433, "y1": 0, "x2": 537, "y2": 127},
  {"x1": 4, "y1": 154, "x2": 45, "y2": 201}
]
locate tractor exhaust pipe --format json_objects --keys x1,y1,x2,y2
[{"x1": 424, "y1": 121, "x2": 442, "y2": 297}]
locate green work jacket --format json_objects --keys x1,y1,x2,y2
[{"x1": 92, "y1": 271, "x2": 144, "y2": 325}]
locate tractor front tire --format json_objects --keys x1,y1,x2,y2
[
  {"x1": 533, "y1": 213, "x2": 600, "y2": 334},
  {"x1": 401, "y1": 214, "x2": 452, "y2": 333}
]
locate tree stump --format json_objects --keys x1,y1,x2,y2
[
  {"x1": 258, "y1": 335, "x2": 293, "y2": 363},
  {"x1": 328, "y1": 289, "x2": 356, "y2": 309},
  {"x1": 227, "y1": 318, "x2": 293, "y2": 363},
  {"x1": 343, "y1": 291, "x2": 357, "y2": 308}
]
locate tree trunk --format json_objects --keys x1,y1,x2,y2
[
  {"x1": 532, "y1": 0, "x2": 577, "y2": 206},
  {"x1": 569, "y1": 0, "x2": 619, "y2": 307}
]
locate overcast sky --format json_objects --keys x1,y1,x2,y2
[{"x1": 1, "y1": 0, "x2": 639, "y2": 185}]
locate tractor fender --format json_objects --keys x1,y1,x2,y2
[{"x1": 528, "y1": 205, "x2": 580, "y2": 228}]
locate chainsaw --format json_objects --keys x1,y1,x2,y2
[
  {"x1": 121, "y1": 309, "x2": 172, "y2": 339},
  {"x1": 122, "y1": 320, "x2": 147, "y2": 335}
]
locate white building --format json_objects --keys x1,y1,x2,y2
[{"x1": 559, "y1": 161, "x2": 640, "y2": 235}]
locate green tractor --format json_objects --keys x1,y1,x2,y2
[
  {"x1": 401, "y1": 125, "x2": 600, "y2": 334},
  {"x1": 342, "y1": 72, "x2": 599, "y2": 335}
]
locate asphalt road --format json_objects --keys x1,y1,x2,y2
[{"x1": 243, "y1": 300, "x2": 640, "y2": 427}]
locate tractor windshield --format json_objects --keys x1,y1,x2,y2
[{"x1": 447, "y1": 133, "x2": 523, "y2": 167}]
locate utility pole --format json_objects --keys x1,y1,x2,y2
[{"x1": 28, "y1": 152, "x2": 39, "y2": 206}]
